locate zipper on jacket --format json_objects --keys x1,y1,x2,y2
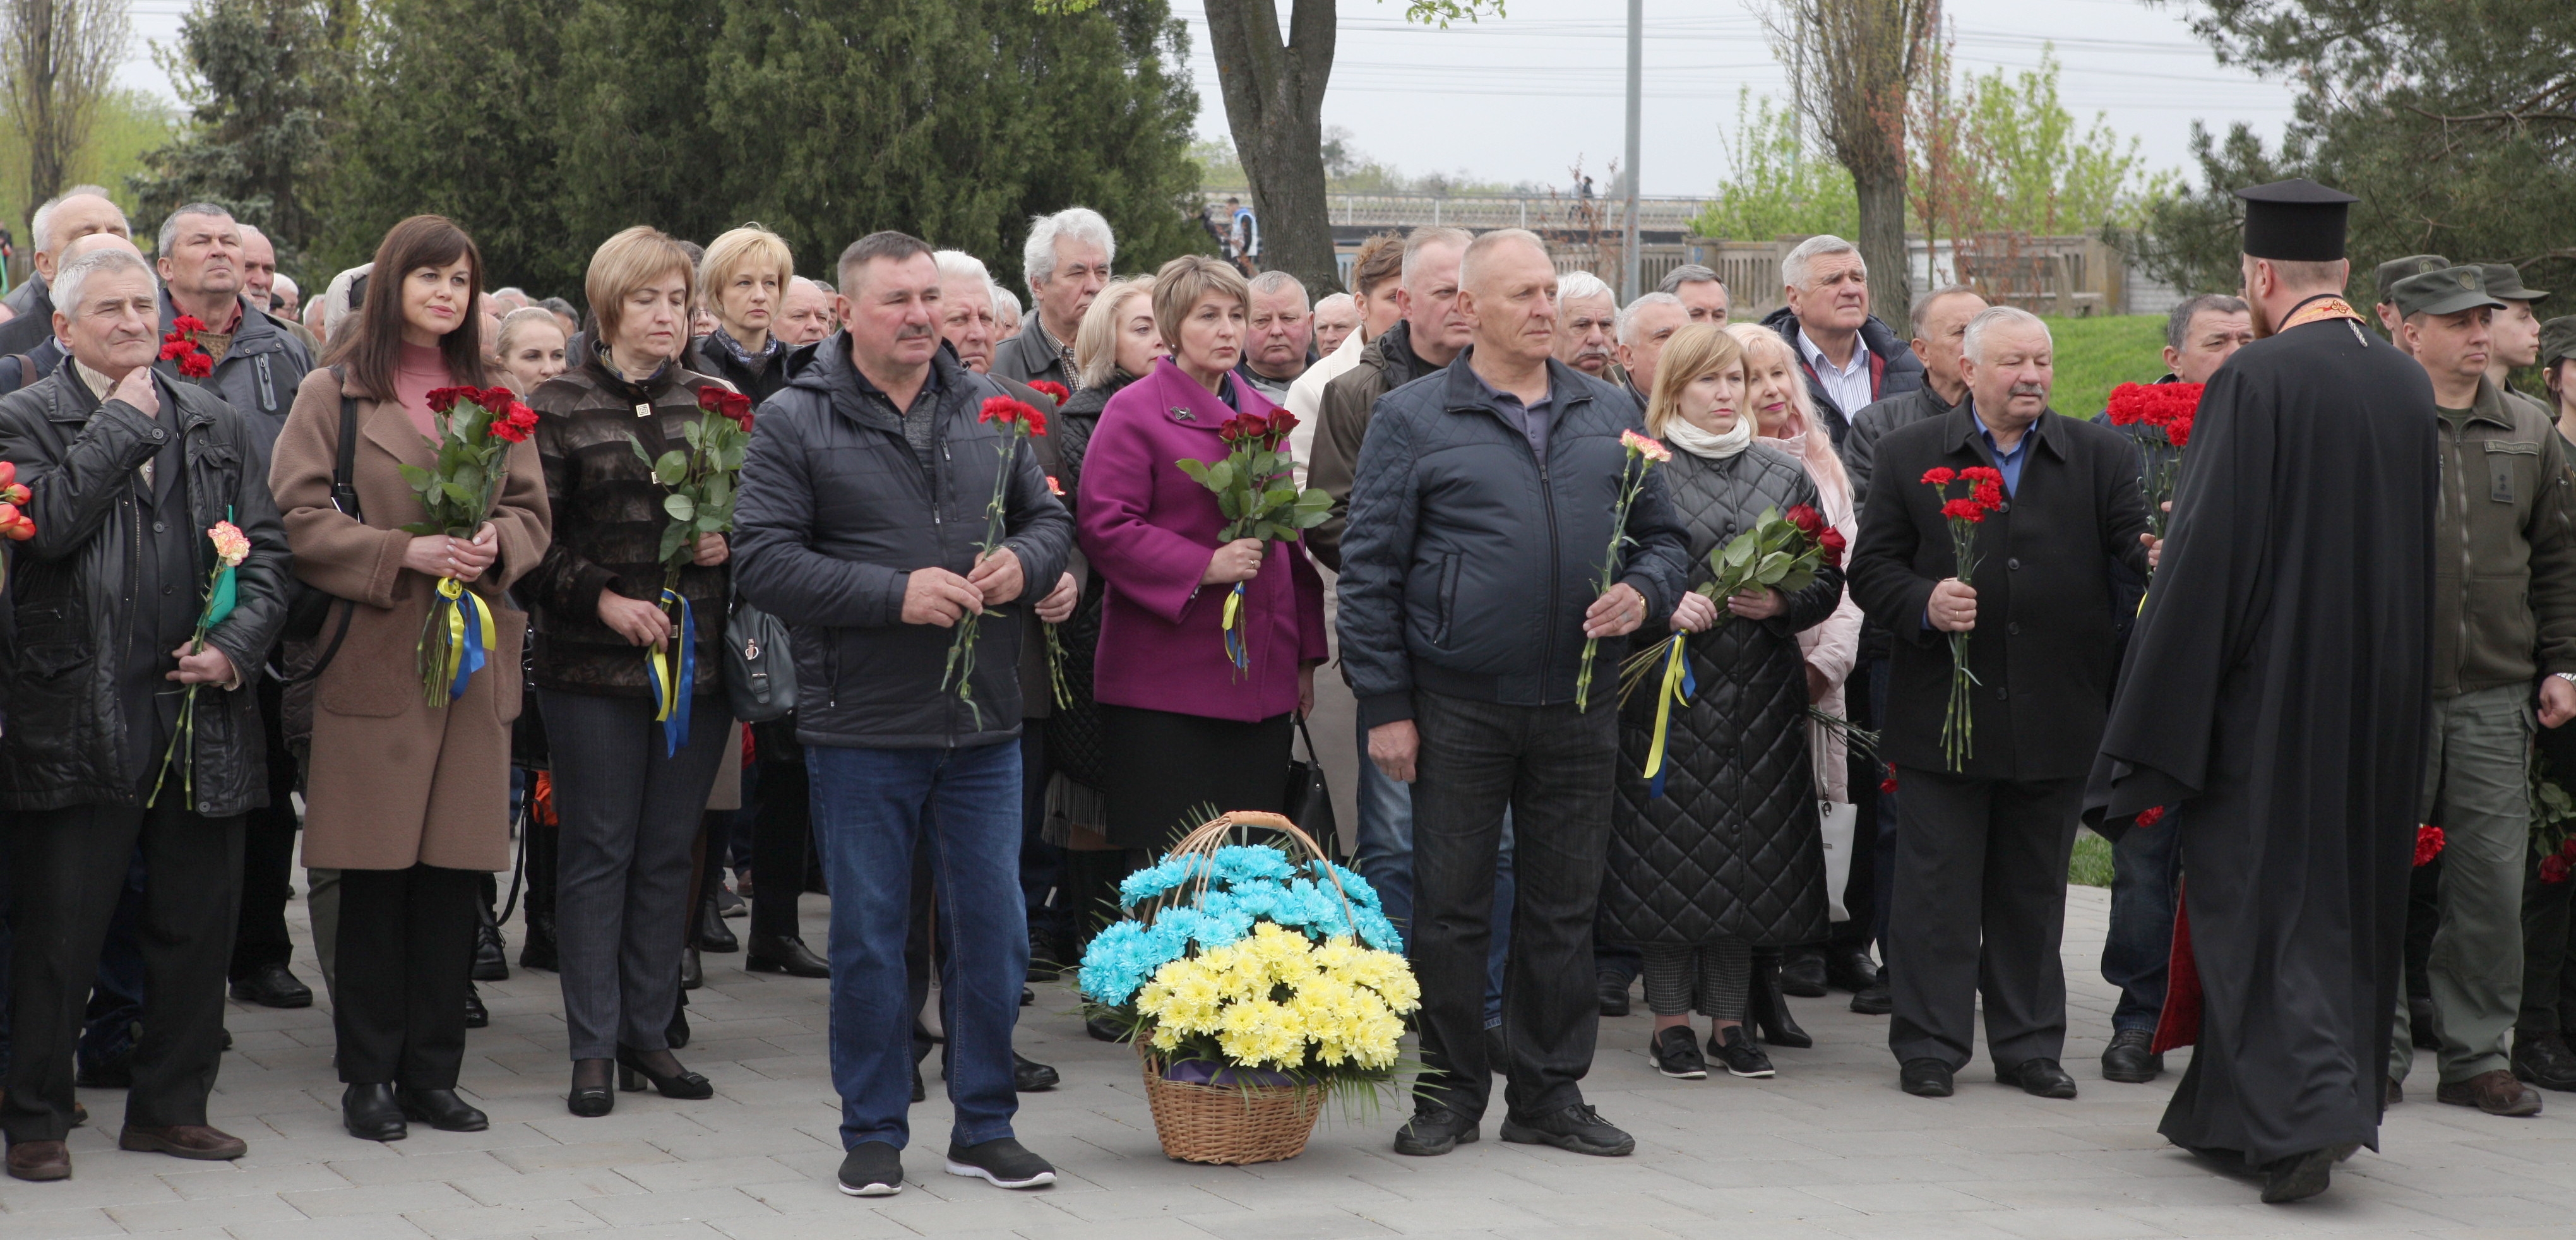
[
  {"x1": 256, "y1": 355, "x2": 276, "y2": 412},
  {"x1": 2444, "y1": 418, "x2": 2473, "y2": 684}
]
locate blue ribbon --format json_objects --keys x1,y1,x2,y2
[
  {"x1": 1222, "y1": 581, "x2": 1249, "y2": 672},
  {"x1": 450, "y1": 587, "x2": 488, "y2": 700},
  {"x1": 648, "y1": 589, "x2": 695, "y2": 757},
  {"x1": 1647, "y1": 641, "x2": 1696, "y2": 800}
]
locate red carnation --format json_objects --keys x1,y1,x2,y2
[
  {"x1": 1784, "y1": 504, "x2": 1823, "y2": 536},
  {"x1": 1972, "y1": 481, "x2": 2004, "y2": 509},
  {"x1": 170, "y1": 314, "x2": 207, "y2": 335},
  {"x1": 1940, "y1": 498, "x2": 1986, "y2": 523},
  {"x1": 979, "y1": 395, "x2": 1038, "y2": 426},
  {"x1": 2104, "y1": 382, "x2": 2150, "y2": 426},
  {"x1": 158, "y1": 339, "x2": 191, "y2": 361},
  {"x1": 1960, "y1": 466, "x2": 2002, "y2": 486},
  {"x1": 2164, "y1": 417, "x2": 2194, "y2": 451},
  {"x1": 1027, "y1": 380, "x2": 1070, "y2": 403},
  {"x1": 2413, "y1": 825, "x2": 2446, "y2": 868},
  {"x1": 1921, "y1": 467, "x2": 1955, "y2": 487},
  {"x1": 177, "y1": 352, "x2": 213, "y2": 379},
  {"x1": 2134, "y1": 806, "x2": 2165, "y2": 828},
  {"x1": 490, "y1": 404, "x2": 538, "y2": 443},
  {"x1": 1879, "y1": 765, "x2": 1897, "y2": 795}
]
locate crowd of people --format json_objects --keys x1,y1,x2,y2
[{"x1": 0, "y1": 179, "x2": 2569, "y2": 1209}]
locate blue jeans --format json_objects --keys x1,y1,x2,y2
[
  {"x1": 2102, "y1": 813, "x2": 2182, "y2": 1033},
  {"x1": 1354, "y1": 731, "x2": 1514, "y2": 1025},
  {"x1": 809, "y1": 741, "x2": 1026, "y2": 1152}
]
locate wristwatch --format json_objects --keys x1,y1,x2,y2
[{"x1": 2557, "y1": 672, "x2": 2576, "y2": 686}]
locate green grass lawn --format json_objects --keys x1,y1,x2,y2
[
  {"x1": 2041, "y1": 314, "x2": 2170, "y2": 419},
  {"x1": 2069, "y1": 828, "x2": 2116, "y2": 888}
]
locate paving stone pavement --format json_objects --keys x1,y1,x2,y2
[{"x1": 3, "y1": 879, "x2": 2570, "y2": 1239}]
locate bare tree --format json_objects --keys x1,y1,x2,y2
[
  {"x1": 2, "y1": 0, "x2": 131, "y2": 212},
  {"x1": 1758, "y1": 0, "x2": 1939, "y2": 331}
]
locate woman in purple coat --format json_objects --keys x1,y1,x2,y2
[{"x1": 1076, "y1": 255, "x2": 1328, "y2": 852}]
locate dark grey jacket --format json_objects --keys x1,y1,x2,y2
[
  {"x1": 1844, "y1": 383, "x2": 1960, "y2": 510},
  {"x1": 1758, "y1": 306, "x2": 1926, "y2": 451},
  {"x1": 992, "y1": 316, "x2": 1071, "y2": 390},
  {"x1": 0, "y1": 367, "x2": 292, "y2": 814},
  {"x1": 0, "y1": 276, "x2": 54, "y2": 359},
  {"x1": 732, "y1": 335, "x2": 1074, "y2": 750},
  {"x1": 161, "y1": 291, "x2": 316, "y2": 456},
  {"x1": 1337, "y1": 351, "x2": 1691, "y2": 727}
]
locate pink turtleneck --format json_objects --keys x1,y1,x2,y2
[{"x1": 391, "y1": 342, "x2": 453, "y2": 436}]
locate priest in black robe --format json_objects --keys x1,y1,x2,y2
[{"x1": 2085, "y1": 180, "x2": 2436, "y2": 1204}]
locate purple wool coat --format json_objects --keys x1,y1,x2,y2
[{"x1": 1076, "y1": 358, "x2": 1328, "y2": 723}]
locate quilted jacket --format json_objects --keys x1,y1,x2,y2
[{"x1": 1603, "y1": 442, "x2": 1841, "y2": 947}]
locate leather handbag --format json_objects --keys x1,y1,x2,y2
[
  {"x1": 722, "y1": 595, "x2": 797, "y2": 723},
  {"x1": 1281, "y1": 715, "x2": 1337, "y2": 857},
  {"x1": 280, "y1": 376, "x2": 362, "y2": 684}
]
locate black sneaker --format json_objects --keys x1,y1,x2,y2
[
  {"x1": 838, "y1": 1141, "x2": 903, "y2": 1196},
  {"x1": 1499, "y1": 1103, "x2": 1634, "y2": 1157},
  {"x1": 1390, "y1": 1107, "x2": 1479, "y2": 1156},
  {"x1": 1650, "y1": 1027, "x2": 1706, "y2": 1080},
  {"x1": 1706, "y1": 1024, "x2": 1775, "y2": 1078},
  {"x1": 945, "y1": 1137, "x2": 1056, "y2": 1189}
]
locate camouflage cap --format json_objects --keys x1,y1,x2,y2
[
  {"x1": 2392, "y1": 266, "x2": 2507, "y2": 320},
  {"x1": 2479, "y1": 263, "x2": 2550, "y2": 303},
  {"x1": 2374, "y1": 254, "x2": 2450, "y2": 301},
  {"x1": 2543, "y1": 316, "x2": 2576, "y2": 370}
]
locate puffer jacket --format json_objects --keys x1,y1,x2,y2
[
  {"x1": 2431, "y1": 376, "x2": 2576, "y2": 696},
  {"x1": 1758, "y1": 305, "x2": 1924, "y2": 451},
  {"x1": 0, "y1": 367, "x2": 292, "y2": 814},
  {"x1": 161, "y1": 290, "x2": 316, "y2": 455},
  {"x1": 1306, "y1": 320, "x2": 1445, "y2": 571},
  {"x1": 1044, "y1": 373, "x2": 1130, "y2": 790},
  {"x1": 1337, "y1": 350, "x2": 1691, "y2": 727},
  {"x1": 732, "y1": 334, "x2": 1073, "y2": 749},
  {"x1": 1604, "y1": 443, "x2": 1841, "y2": 946},
  {"x1": 688, "y1": 330, "x2": 796, "y2": 406}
]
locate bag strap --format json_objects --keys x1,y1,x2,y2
[
  {"x1": 282, "y1": 371, "x2": 364, "y2": 686},
  {"x1": 10, "y1": 353, "x2": 29, "y2": 391}
]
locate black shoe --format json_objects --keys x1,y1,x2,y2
[
  {"x1": 342, "y1": 1083, "x2": 407, "y2": 1141},
  {"x1": 695, "y1": 896, "x2": 739, "y2": 953},
  {"x1": 463, "y1": 985, "x2": 489, "y2": 1029},
  {"x1": 616, "y1": 1047, "x2": 713, "y2": 1099},
  {"x1": 396, "y1": 1087, "x2": 489, "y2": 1132},
  {"x1": 1747, "y1": 960, "x2": 1813, "y2": 1049},
  {"x1": 2101, "y1": 1028, "x2": 2163, "y2": 1083},
  {"x1": 1826, "y1": 946, "x2": 1878, "y2": 994},
  {"x1": 1022, "y1": 987, "x2": 1035, "y2": 1007},
  {"x1": 744, "y1": 933, "x2": 830, "y2": 977},
  {"x1": 2260, "y1": 1145, "x2": 2339, "y2": 1204},
  {"x1": 1650, "y1": 1026, "x2": 1706, "y2": 1079},
  {"x1": 945, "y1": 1136, "x2": 1056, "y2": 1189},
  {"x1": 1500, "y1": 1103, "x2": 1634, "y2": 1157},
  {"x1": 715, "y1": 884, "x2": 747, "y2": 918},
  {"x1": 839, "y1": 1140, "x2": 903, "y2": 1196},
  {"x1": 679, "y1": 946, "x2": 703, "y2": 991},
  {"x1": 2512, "y1": 1031, "x2": 2576, "y2": 1092},
  {"x1": 912, "y1": 1063, "x2": 927, "y2": 1103},
  {"x1": 2001, "y1": 1058, "x2": 2079, "y2": 1099},
  {"x1": 1599, "y1": 970, "x2": 1632, "y2": 1017},
  {"x1": 472, "y1": 899, "x2": 510, "y2": 982},
  {"x1": 230, "y1": 962, "x2": 313, "y2": 1009},
  {"x1": 1707, "y1": 1024, "x2": 1775, "y2": 1078},
  {"x1": 1391, "y1": 1107, "x2": 1479, "y2": 1156},
  {"x1": 1085, "y1": 1011, "x2": 1131, "y2": 1043},
  {"x1": 1015, "y1": 1052, "x2": 1059, "y2": 1092},
  {"x1": 1900, "y1": 1058, "x2": 1955, "y2": 1097},
  {"x1": 567, "y1": 1060, "x2": 614, "y2": 1117},
  {"x1": 1849, "y1": 976, "x2": 1892, "y2": 1016},
  {"x1": 74, "y1": 1049, "x2": 133, "y2": 1089},
  {"x1": 518, "y1": 916, "x2": 559, "y2": 972},
  {"x1": 1027, "y1": 929, "x2": 1069, "y2": 982},
  {"x1": 666, "y1": 1003, "x2": 692, "y2": 1049},
  {"x1": 2409, "y1": 996, "x2": 2442, "y2": 1050},
  {"x1": 1777, "y1": 948, "x2": 1828, "y2": 998}
]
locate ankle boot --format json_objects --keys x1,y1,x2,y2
[
  {"x1": 518, "y1": 815, "x2": 559, "y2": 971},
  {"x1": 695, "y1": 889, "x2": 739, "y2": 953},
  {"x1": 1748, "y1": 955, "x2": 1813, "y2": 1049},
  {"x1": 472, "y1": 893, "x2": 510, "y2": 982}
]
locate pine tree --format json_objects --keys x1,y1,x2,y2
[{"x1": 128, "y1": 0, "x2": 340, "y2": 265}]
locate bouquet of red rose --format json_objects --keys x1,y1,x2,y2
[
  {"x1": 160, "y1": 314, "x2": 215, "y2": 379},
  {"x1": 1174, "y1": 408, "x2": 1331, "y2": 676},
  {"x1": 2103, "y1": 381, "x2": 2202, "y2": 541},
  {"x1": 1922, "y1": 465, "x2": 2006, "y2": 770},
  {"x1": 946, "y1": 396, "x2": 1051, "y2": 726},
  {"x1": 400, "y1": 386, "x2": 538, "y2": 707},
  {"x1": 631, "y1": 386, "x2": 754, "y2": 753}
]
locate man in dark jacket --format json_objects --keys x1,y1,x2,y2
[
  {"x1": 993, "y1": 207, "x2": 1112, "y2": 391},
  {"x1": 0, "y1": 247, "x2": 290, "y2": 1181},
  {"x1": 732, "y1": 232, "x2": 1072, "y2": 1198},
  {"x1": 1758, "y1": 235, "x2": 1925, "y2": 453},
  {"x1": 0, "y1": 186, "x2": 130, "y2": 359},
  {"x1": 1847, "y1": 306, "x2": 2150, "y2": 1104},
  {"x1": 1340, "y1": 229, "x2": 1688, "y2": 1160}
]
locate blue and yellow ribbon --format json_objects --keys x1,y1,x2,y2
[
  {"x1": 1220, "y1": 581, "x2": 1249, "y2": 674},
  {"x1": 1640, "y1": 635, "x2": 1695, "y2": 798},
  {"x1": 646, "y1": 589, "x2": 695, "y2": 756},
  {"x1": 436, "y1": 576, "x2": 495, "y2": 703}
]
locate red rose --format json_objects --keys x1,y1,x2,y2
[
  {"x1": 425, "y1": 387, "x2": 467, "y2": 414},
  {"x1": 2134, "y1": 806, "x2": 2165, "y2": 828},
  {"x1": 2413, "y1": 825, "x2": 2446, "y2": 867},
  {"x1": 1219, "y1": 413, "x2": 1263, "y2": 444},
  {"x1": 1817, "y1": 525, "x2": 1847, "y2": 567},
  {"x1": 2561, "y1": 835, "x2": 2576, "y2": 860},
  {"x1": 177, "y1": 352, "x2": 213, "y2": 379},
  {"x1": 170, "y1": 314, "x2": 208, "y2": 335},
  {"x1": 1784, "y1": 504, "x2": 1823, "y2": 535},
  {"x1": 1879, "y1": 765, "x2": 1897, "y2": 794},
  {"x1": 697, "y1": 386, "x2": 754, "y2": 423},
  {"x1": 1267, "y1": 409, "x2": 1301, "y2": 439},
  {"x1": 1027, "y1": 380, "x2": 1070, "y2": 403},
  {"x1": 2544, "y1": 854, "x2": 2570, "y2": 885},
  {"x1": 1921, "y1": 467, "x2": 1955, "y2": 487},
  {"x1": 979, "y1": 395, "x2": 1037, "y2": 426}
]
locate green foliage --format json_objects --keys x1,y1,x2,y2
[
  {"x1": 0, "y1": 90, "x2": 176, "y2": 254},
  {"x1": 633, "y1": 405, "x2": 749, "y2": 569},
  {"x1": 2041, "y1": 314, "x2": 2169, "y2": 419},
  {"x1": 1691, "y1": 90, "x2": 1859, "y2": 241},
  {"x1": 128, "y1": 0, "x2": 346, "y2": 270},
  {"x1": 1943, "y1": 49, "x2": 2168, "y2": 235},
  {"x1": 2068, "y1": 829, "x2": 2114, "y2": 888}
]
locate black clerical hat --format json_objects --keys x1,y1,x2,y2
[{"x1": 2236, "y1": 179, "x2": 2358, "y2": 262}]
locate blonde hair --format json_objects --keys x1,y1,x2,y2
[
  {"x1": 1644, "y1": 323, "x2": 1745, "y2": 437},
  {"x1": 698, "y1": 225, "x2": 796, "y2": 307},
  {"x1": 1078, "y1": 276, "x2": 1155, "y2": 390},
  {"x1": 585, "y1": 225, "x2": 696, "y2": 343},
  {"x1": 1727, "y1": 322, "x2": 1853, "y2": 515},
  {"x1": 1150, "y1": 254, "x2": 1249, "y2": 351},
  {"x1": 496, "y1": 306, "x2": 564, "y2": 358}
]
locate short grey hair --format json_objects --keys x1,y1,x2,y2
[
  {"x1": 1558, "y1": 271, "x2": 1614, "y2": 306},
  {"x1": 1022, "y1": 206, "x2": 1115, "y2": 290},
  {"x1": 157, "y1": 202, "x2": 237, "y2": 258},
  {"x1": 1658, "y1": 263, "x2": 1722, "y2": 295},
  {"x1": 1616, "y1": 291, "x2": 1685, "y2": 345},
  {"x1": 1910, "y1": 283, "x2": 1984, "y2": 324},
  {"x1": 1312, "y1": 291, "x2": 1355, "y2": 318},
  {"x1": 1247, "y1": 270, "x2": 1308, "y2": 305},
  {"x1": 1961, "y1": 305, "x2": 2051, "y2": 365},
  {"x1": 1782, "y1": 234, "x2": 1863, "y2": 290},
  {"x1": 52, "y1": 246, "x2": 156, "y2": 316},
  {"x1": 1458, "y1": 228, "x2": 1548, "y2": 292},
  {"x1": 271, "y1": 272, "x2": 300, "y2": 302},
  {"x1": 1400, "y1": 226, "x2": 1473, "y2": 289},
  {"x1": 990, "y1": 283, "x2": 1022, "y2": 327},
  {"x1": 33, "y1": 184, "x2": 119, "y2": 254},
  {"x1": 932, "y1": 249, "x2": 993, "y2": 288},
  {"x1": 2165, "y1": 293, "x2": 2250, "y2": 350}
]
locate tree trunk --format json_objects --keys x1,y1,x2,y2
[
  {"x1": 23, "y1": 0, "x2": 63, "y2": 212},
  {"x1": 1855, "y1": 167, "x2": 1911, "y2": 335},
  {"x1": 1202, "y1": 0, "x2": 1342, "y2": 294}
]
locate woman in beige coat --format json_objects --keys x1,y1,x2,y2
[{"x1": 271, "y1": 215, "x2": 550, "y2": 1145}]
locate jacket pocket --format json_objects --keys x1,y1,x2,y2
[
  {"x1": 2462, "y1": 571, "x2": 2540, "y2": 684},
  {"x1": 10, "y1": 640, "x2": 92, "y2": 763},
  {"x1": 1433, "y1": 554, "x2": 1460, "y2": 647},
  {"x1": 2486, "y1": 439, "x2": 2541, "y2": 506}
]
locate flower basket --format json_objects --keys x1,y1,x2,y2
[{"x1": 1081, "y1": 811, "x2": 1416, "y2": 1166}]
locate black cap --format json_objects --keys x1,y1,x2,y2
[{"x1": 2237, "y1": 179, "x2": 2359, "y2": 262}]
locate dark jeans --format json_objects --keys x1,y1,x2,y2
[
  {"x1": 1410, "y1": 690, "x2": 1614, "y2": 1123},
  {"x1": 808, "y1": 740, "x2": 1025, "y2": 1151},
  {"x1": 333, "y1": 864, "x2": 480, "y2": 1087},
  {"x1": 544, "y1": 689, "x2": 734, "y2": 1061},
  {"x1": 231, "y1": 679, "x2": 302, "y2": 979},
  {"x1": 1884, "y1": 766, "x2": 2082, "y2": 1072},
  {"x1": 2102, "y1": 811, "x2": 2183, "y2": 1032},
  {"x1": 1019, "y1": 726, "x2": 1068, "y2": 939},
  {"x1": 751, "y1": 746, "x2": 814, "y2": 942},
  {"x1": 3, "y1": 799, "x2": 242, "y2": 1143}
]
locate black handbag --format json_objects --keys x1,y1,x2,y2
[
  {"x1": 722, "y1": 595, "x2": 797, "y2": 723},
  {"x1": 1281, "y1": 715, "x2": 1337, "y2": 857},
  {"x1": 279, "y1": 378, "x2": 361, "y2": 684}
]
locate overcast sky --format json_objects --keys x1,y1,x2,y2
[{"x1": 118, "y1": 0, "x2": 2299, "y2": 200}]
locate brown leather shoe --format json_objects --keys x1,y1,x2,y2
[
  {"x1": 5, "y1": 1140, "x2": 70, "y2": 1181},
  {"x1": 2435, "y1": 1069, "x2": 2543, "y2": 1117},
  {"x1": 118, "y1": 1124, "x2": 249, "y2": 1160}
]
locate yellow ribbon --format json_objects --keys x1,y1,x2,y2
[
  {"x1": 436, "y1": 576, "x2": 496, "y2": 703},
  {"x1": 1640, "y1": 635, "x2": 1693, "y2": 790}
]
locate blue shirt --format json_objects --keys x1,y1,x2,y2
[
  {"x1": 1470, "y1": 369, "x2": 1556, "y2": 460},
  {"x1": 1978, "y1": 423, "x2": 2030, "y2": 495}
]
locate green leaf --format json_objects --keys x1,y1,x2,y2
[
  {"x1": 396, "y1": 463, "x2": 433, "y2": 490},
  {"x1": 630, "y1": 437, "x2": 653, "y2": 463},
  {"x1": 664, "y1": 492, "x2": 696, "y2": 522},
  {"x1": 681, "y1": 418, "x2": 703, "y2": 448},
  {"x1": 1202, "y1": 459, "x2": 1235, "y2": 493},
  {"x1": 659, "y1": 522, "x2": 691, "y2": 563},
  {"x1": 654, "y1": 451, "x2": 689, "y2": 486},
  {"x1": 1176, "y1": 458, "x2": 1213, "y2": 487},
  {"x1": 442, "y1": 482, "x2": 478, "y2": 508}
]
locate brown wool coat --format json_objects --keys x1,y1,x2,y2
[{"x1": 270, "y1": 367, "x2": 552, "y2": 871}]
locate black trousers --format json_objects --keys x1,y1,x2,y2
[
  {"x1": 3, "y1": 800, "x2": 242, "y2": 1142},
  {"x1": 2520, "y1": 852, "x2": 2576, "y2": 1035},
  {"x1": 333, "y1": 864, "x2": 480, "y2": 1088},
  {"x1": 1884, "y1": 766, "x2": 2082, "y2": 1071},
  {"x1": 1410, "y1": 690, "x2": 1614, "y2": 1123},
  {"x1": 751, "y1": 746, "x2": 811, "y2": 942},
  {"x1": 230, "y1": 679, "x2": 302, "y2": 979}
]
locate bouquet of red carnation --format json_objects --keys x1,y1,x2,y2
[
  {"x1": 1174, "y1": 408, "x2": 1331, "y2": 677},
  {"x1": 2103, "y1": 381, "x2": 2202, "y2": 541},
  {"x1": 2414, "y1": 825, "x2": 2447, "y2": 868},
  {"x1": 631, "y1": 386, "x2": 755, "y2": 753},
  {"x1": 400, "y1": 386, "x2": 537, "y2": 707},
  {"x1": 1027, "y1": 380, "x2": 1071, "y2": 404},
  {"x1": 160, "y1": 314, "x2": 215, "y2": 379},
  {"x1": 945, "y1": 396, "x2": 1052, "y2": 726},
  {"x1": 1922, "y1": 465, "x2": 2007, "y2": 770}
]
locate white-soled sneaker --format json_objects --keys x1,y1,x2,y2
[
  {"x1": 837, "y1": 1142, "x2": 903, "y2": 1196},
  {"x1": 945, "y1": 1136, "x2": 1056, "y2": 1189}
]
